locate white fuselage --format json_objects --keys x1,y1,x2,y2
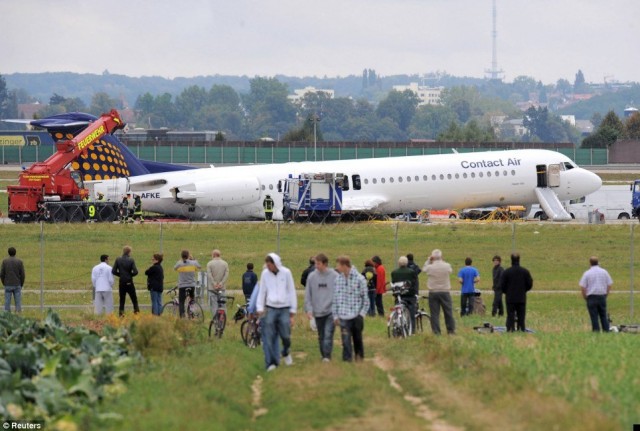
[{"x1": 90, "y1": 149, "x2": 602, "y2": 220}]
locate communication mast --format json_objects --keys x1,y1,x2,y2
[{"x1": 485, "y1": 0, "x2": 504, "y2": 81}]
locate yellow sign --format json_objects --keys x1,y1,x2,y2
[
  {"x1": 0, "y1": 136, "x2": 26, "y2": 146},
  {"x1": 77, "y1": 125, "x2": 105, "y2": 151}
]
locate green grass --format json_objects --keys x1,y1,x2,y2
[{"x1": 2, "y1": 222, "x2": 640, "y2": 430}]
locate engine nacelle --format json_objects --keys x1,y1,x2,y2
[{"x1": 171, "y1": 177, "x2": 261, "y2": 207}]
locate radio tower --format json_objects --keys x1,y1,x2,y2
[{"x1": 485, "y1": 0, "x2": 504, "y2": 81}]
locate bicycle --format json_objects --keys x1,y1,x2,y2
[
  {"x1": 240, "y1": 314, "x2": 261, "y2": 348},
  {"x1": 208, "y1": 290, "x2": 234, "y2": 339},
  {"x1": 387, "y1": 281, "x2": 412, "y2": 338},
  {"x1": 161, "y1": 286, "x2": 205, "y2": 323},
  {"x1": 414, "y1": 295, "x2": 431, "y2": 333}
]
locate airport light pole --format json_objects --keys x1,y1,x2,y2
[{"x1": 309, "y1": 114, "x2": 320, "y2": 161}]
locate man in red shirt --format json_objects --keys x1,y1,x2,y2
[{"x1": 372, "y1": 256, "x2": 386, "y2": 317}]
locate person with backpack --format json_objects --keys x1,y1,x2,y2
[{"x1": 361, "y1": 260, "x2": 377, "y2": 317}]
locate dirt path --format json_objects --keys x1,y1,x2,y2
[
  {"x1": 372, "y1": 355, "x2": 464, "y2": 431},
  {"x1": 251, "y1": 374, "x2": 268, "y2": 420}
]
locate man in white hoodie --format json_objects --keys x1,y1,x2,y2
[
  {"x1": 257, "y1": 253, "x2": 297, "y2": 371},
  {"x1": 92, "y1": 254, "x2": 115, "y2": 315}
]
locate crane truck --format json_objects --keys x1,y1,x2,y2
[{"x1": 7, "y1": 109, "x2": 125, "y2": 223}]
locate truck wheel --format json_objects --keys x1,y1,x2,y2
[
  {"x1": 98, "y1": 205, "x2": 117, "y2": 222},
  {"x1": 49, "y1": 206, "x2": 66, "y2": 222},
  {"x1": 618, "y1": 213, "x2": 630, "y2": 220},
  {"x1": 66, "y1": 205, "x2": 85, "y2": 222}
]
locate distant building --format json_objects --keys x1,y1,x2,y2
[
  {"x1": 624, "y1": 107, "x2": 638, "y2": 118},
  {"x1": 575, "y1": 120, "x2": 594, "y2": 137},
  {"x1": 392, "y1": 83, "x2": 443, "y2": 106},
  {"x1": 288, "y1": 86, "x2": 335, "y2": 105},
  {"x1": 18, "y1": 102, "x2": 47, "y2": 119}
]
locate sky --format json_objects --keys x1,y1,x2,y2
[{"x1": 1, "y1": 0, "x2": 639, "y2": 85}]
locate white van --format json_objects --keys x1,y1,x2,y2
[{"x1": 530, "y1": 185, "x2": 631, "y2": 220}]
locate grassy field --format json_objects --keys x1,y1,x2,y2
[{"x1": 2, "y1": 222, "x2": 639, "y2": 430}]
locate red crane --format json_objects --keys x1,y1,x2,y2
[{"x1": 7, "y1": 109, "x2": 125, "y2": 222}]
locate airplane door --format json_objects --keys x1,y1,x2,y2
[
  {"x1": 536, "y1": 165, "x2": 547, "y2": 187},
  {"x1": 548, "y1": 164, "x2": 561, "y2": 187}
]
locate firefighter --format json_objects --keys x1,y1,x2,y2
[
  {"x1": 263, "y1": 194, "x2": 274, "y2": 222},
  {"x1": 119, "y1": 194, "x2": 131, "y2": 223},
  {"x1": 132, "y1": 194, "x2": 144, "y2": 223}
]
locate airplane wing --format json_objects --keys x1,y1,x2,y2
[{"x1": 341, "y1": 194, "x2": 388, "y2": 211}]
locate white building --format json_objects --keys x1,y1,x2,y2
[
  {"x1": 392, "y1": 83, "x2": 443, "y2": 106},
  {"x1": 288, "y1": 86, "x2": 335, "y2": 104}
]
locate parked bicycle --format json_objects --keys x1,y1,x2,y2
[
  {"x1": 161, "y1": 286, "x2": 205, "y2": 323},
  {"x1": 387, "y1": 281, "x2": 412, "y2": 338},
  {"x1": 414, "y1": 295, "x2": 431, "y2": 333},
  {"x1": 208, "y1": 290, "x2": 234, "y2": 339},
  {"x1": 240, "y1": 314, "x2": 261, "y2": 348}
]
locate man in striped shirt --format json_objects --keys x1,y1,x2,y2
[
  {"x1": 332, "y1": 256, "x2": 368, "y2": 362},
  {"x1": 174, "y1": 250, "x2": 201, "y2": 318},
  {"x1": 579, "y1": 256, "x2": 613, "y2": 332}
]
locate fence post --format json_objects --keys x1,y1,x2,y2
[
  {"x1": 40, "y1": 221, "x2": 44, "y2": 314},
  {"x1": 159, "y1": 222, "x2": 164, "y2": 253},
  {"x1": 511, "y1": 222, "x2": 516, "y2": 253},
  {"x1": 631, "y1": 224, "x2": 635, "y2": 321},
  {"x1": 394, "y1": 222, "x2": 399, "y2": 267},
  {"x1": 276, "y1": 222, "x2": 281, "y2": 255}
]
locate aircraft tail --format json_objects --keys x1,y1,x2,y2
[{"x1": 22, "y1": 112, "x2": 196, "y2": 180}]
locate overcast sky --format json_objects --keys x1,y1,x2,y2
[{"x1": 1, "y1": 0, "x2": 638, "y2": 85}]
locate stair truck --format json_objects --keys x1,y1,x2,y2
[
  {"x1": 7, "y1": 110, "x2": 124, "y2": 223},
  {"x1": 280, "y1": 172, "x2": 345, "y2": 222}
]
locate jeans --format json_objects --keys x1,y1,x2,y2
[
  {"x1": 460, "y1": 293, "x2": 474, "y2": 316},
  {"x1": 506, "y1": 302, "x2": 526, "y2": 332},
  {"x1": 375, "y1": 293, "x2": 385, "y2": 317},
  {"x1": 339, "y1": 315, "x2": 364, "y2": 362},
  {"x1": 586, "y1": 295, "x2": 609, "y2": 332},
  {"x1": 94, "y1": 291, "x2": 113, "y2": 314},
  {"x1": 118, "y1": 281, "x2": 139, "y2": 316},
  {"x1": 402, "y1": 296, "x2": 417, "y2": 335},
  {"x1": 492, "y1": 290, "x2": 504, "y2": 316},
  {"x1": 178, "y1": 287, "x2": 194, "y2": 318},
  {"x1": 4, "y1": 285, "x2": 22, "y2": 313},
  {"x1": 315, "y1": 314, "x2": 335, "y2": 360},
  {"x1": 367, "y1": 290, "x2": 376, "y2": 316},
  {"x1": 262, "y1": 306, "x2": 292, "y2": 369},
  {"x1": 428, "y1": 291, "x2": 456, "y2": 335},
  {"x1": 150, "y1": 290, "x2": 163, "y2": 315}
]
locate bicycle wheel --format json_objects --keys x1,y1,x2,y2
[
  {"x1": 415, "y1": 313, "x2": 423, "y2": 333},
  {"x1": 188, "y1": 300, "x2": 205, "y2": 323},
  {"x1": 161, "y1": 301, "x2": 178, "y2": 317},
  {"x1": 215, "y1": 312, "x2": 227, "y2": 338},
  {"x1": 400, "y1": 312, "x2": 410, "y2": 338},
  {"x1": 208, "y1": 317, "x2": 216, "y2": 339},
  {"x1": 247, "y1": 321, "x2": 260, "y2": 348},
  {"x1": 387, "y1": 311, "x2": 395, "y2": 338},
  {"x1": 240, "y1": 319, "x2": 249, "y2": 344}
]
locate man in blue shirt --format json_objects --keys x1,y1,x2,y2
[{"x1": 457, "y1": 257, "x2": 479, "y2": 316}]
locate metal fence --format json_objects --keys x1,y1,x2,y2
[{"x1": 1, "y1": 143, "x2": 610, "y2": 166}]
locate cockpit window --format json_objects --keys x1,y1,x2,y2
[{"x1": 563, "y1": 162, "x2": 575, "y2": 170}]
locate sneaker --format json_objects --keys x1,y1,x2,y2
[
  {"x1": 322, "y1": 357, "x2": 330, "y2": 363},
  {"x1": 283, "y1": 355, "x2": 293, "y2": 366},
  {"x1": 266, "y1": 364, "x2": 277, "y2": 372}
]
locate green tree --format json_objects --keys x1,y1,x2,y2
[
  {"x1": 408, "y1": 105, "x2": 457, "y2": 140},
  {"x1": 0, "y1": 74, "x2": 18, "y2": 121},
  {"x1": 89, "y1": 92, "x2": 119, "y2": 116},
  {"x1": 556, "y1": 79, "x2": 572, "y2": 97},
  {"x1": 376, "y1": 89, "x2": 419, "y2": 132},
  {"x1": 625, "y1": 112, "x2": 640, "y2": 139},
  {"x1": 243, "y1": 77, "x2": 296, "y2": 139},
  {"x1": 511, "y1": 75, "x2": 537, "y2": 101},
  {"x1": 574, "y1": 69, "x2": 587, "y2": 93}
]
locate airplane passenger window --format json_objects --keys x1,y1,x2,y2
[
  {"x1": 364, "y1": 178, "x2": 369, "y2": 185},
  {"x1": 415, "y1": 175, "x2": 419, "y2": 182},
  {"x1": 503, "y1": 170, "x2": 508, "y2": 176},
  {"x1": 269, "y1": 184, "x2": 273, "y2": 190},
  {"x1": 447, "y1": 174, "x2": 452, "y2": 180},
  {"x1": 471, "y1": 173, "x2": 476, "y2": 178},
  {"x1": 479, "y1": 172, "x2": 483, "y2": 178},
  {"x1": 495, "y1": 171, "x2": 499, "y2": 177},
  {"x1": 463, "y1": 173, "x2": 467, "y2": 179},
  {"x1": 511, "y1": 170, "x2": 516, "y2": 176},
  {"x1": 381, "y1": 178, "x2": 386, "y2": 183},
  {"x1": 261, "y1": 185, "x2": 265, "y2": 190},
  {"x1": 423, "y1": 175, "x2": 427, "y2": 181},
  {"x1": 398, "y1": 177, "x2": 402, "y2": 183},
  {"x1": 373, "y1": 178, "x2": 377, "y2": 184},
  {"x1": 439, "y1": 174, "x2": 444, "y2": 180},
  {"x1": 407, "y1": 176, "x2": 411, "y2": 182},
  {"x1": 487, "y1": 172, "x2": 491, "y2": 177},
  {"x1": 455, "y1": 173, "x2": 459, "y2": 179},
  {"x1": 432, "y1": 175, "x2": 436, "y2": 181},
  {"x1": 390, "y1": 177, "x2": 394, "y2": 183}
]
